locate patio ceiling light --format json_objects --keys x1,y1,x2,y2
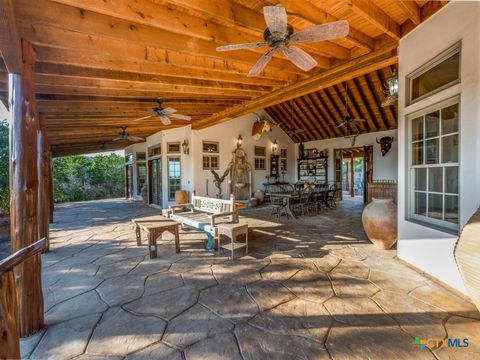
[
  {"x1": 381, "y1": 68, "x2": 398, "y2": 107},
  {"x1": 272, "y1": 139, "x2": 278, "y2": 153},
  {"x1": 182, "y1": 139, "x2": 189, "y2": 155},
  {"x1": 236, "y1": 135, "x2": 243, "y2": 148}
]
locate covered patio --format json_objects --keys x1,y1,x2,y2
[
  {"x1": 21, "y1": 198, "x2": 480, "y2": 359},
  {"x1": 2, "y1": 0, "x2": 480, "y2": 358}
]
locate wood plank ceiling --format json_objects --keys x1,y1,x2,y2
[
  {"x1": 265, "y1": 65, "x2": 398, "y2": 143},
  {"x1": 0, "y1": 0, "x2": 447, "y2": 156}
]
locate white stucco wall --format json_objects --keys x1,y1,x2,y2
[
  {"x1": 397, "y1": 1, "x2": 480, "y2": 293},
  {"x1": 191, "y1": 112, "x2": 296, "y2": 198},
  {"x1": 135, "y1": 111, "x2": 295, "y2": 208},
  {"x1": 303, "y1": 129, "x2": 398, "y2": 183}
]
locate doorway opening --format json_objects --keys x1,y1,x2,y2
[
  {"x1": 334, "y1": 146, "x2": 373, "y2": 204},
  {"x1": 342, "y1": 148, "x2": 364, "y2": 199}
]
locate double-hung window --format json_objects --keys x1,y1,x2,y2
[{"x1": 408, "y1": 98, "x2": 459, "y2": 231}]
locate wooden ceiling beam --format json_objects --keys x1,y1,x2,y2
[
  {"x1": 364, "y1": 73, "x2": 393, "y2": 129},
  {"x1": 289, "y1": 98, "x2": 323, "y2": 141},
  {"x1": 308, "y1": 92, "x2": 344, "y2": 138},
  {"x1": 397, "y1": 0, "x2": 421, "y2": 25},
  {"x1": 342, "y1": 0, "x2": 401, "y2": 40},
  {"x1": 0, "y1": 0, "x2": 22, "y2": 73},
  {"x1": 43, "y1": 0, "x2": 332, "y2": 67},
  {"x1": 193, "y1": 44, "x2": 398, "y2": 129},
  {"x1": 345, "y1": 79, "x2": 373, "y2": 132},
  {"x1": 17, "y1": 18, "x2": 309, "y2": 77},
  {"x1": 34, "y1": 45, "x2": 299, "y2": 86},
  {"x1": 351, "y1": 77, "x2": 380, "y2": 131},
  {"x1": 266, "y1": 106, "x2": 302, "y2": 143},
  {"x1": 276, "y1": 103, "x2": 309, "y2": 143},
  {"x1": 300, "y1": 94, "x2": 336, "y2": 138},
  {"x1": 34, "y1": 62, "x2": 285, "y2": 89},
  {"x1": 291, "y1": 98, "x2": 326, "y2": 140},
  {"x1": 31, "y1": 84, "x2": 255, "y2": 100},
  {"x1": 332, "y1": 84, "x2": 368, "y2": 133},
  {"x1": 322, "y1": 88, "x2": 352, "y2": 136},
  {"x1": 30, "y1": 75, "x2": 265, "y2": 97}
]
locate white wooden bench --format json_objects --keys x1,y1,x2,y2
[{"x1": 169, "y1": 194, "x2": 237, "y2": 250}]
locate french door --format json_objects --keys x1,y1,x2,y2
[{"x1": 149, "y1": 158, "x2": 162, "y2": 205}]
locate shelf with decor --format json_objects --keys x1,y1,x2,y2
[{"x1": 297, "y1": 156, "x2": 328, "y2": 185}]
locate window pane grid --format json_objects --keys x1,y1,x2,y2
[{"x1": 409, "y1": 101, "x2": 459, "y2": 229}]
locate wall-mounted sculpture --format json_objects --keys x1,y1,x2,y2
[
  {"x1": 376, "y1": 136, "x2": 394, "y2": 156},
  {"x1": 210, "y1": 168, "x2": 230, "y2": 199}
]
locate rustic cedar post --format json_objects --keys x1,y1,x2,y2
[
  {"x1": 48, "y1": 152, "x2": 54, "y2": 223},
  {"x1": 38, "y1": 113, "x2": 50, "y2": 252},
  {"x1": 9, "y1": 39, "x2": 44, "y2": 336},
  {"x1": 0, "y1": 270, "x2": 20, "y2": 359},
  {"x1": 350, "y1": 152, "x2": 355, "y2": 197}
]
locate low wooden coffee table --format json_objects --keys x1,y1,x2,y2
[{"x1": 131, "y1": 215, "x2": 180, "y2": 258}]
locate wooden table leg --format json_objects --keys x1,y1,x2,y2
[
  {"x1": 174, "y1": 225, "x2": 180, "y2": 253},
  {"x1": 245, "y1": 231, "x2": 248, "y2": 255},
  {"x1": 148, "y1": 230, "x2": 158, "y2": 258},
  {"x1": 135, "y1": 224, "x2": 142, "y2": 246}
]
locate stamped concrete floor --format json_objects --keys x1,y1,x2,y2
[{"x1": 22, "y1": 198, "x2": 480, "y2": 359}]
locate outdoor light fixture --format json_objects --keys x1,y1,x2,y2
[
  {"x1": 381, "y1": 68, "x2": 398, "y2": 107},
  {"x1": 236, "y1": 135, "x2": 243, "y2": 148},
  {"x1": 181, "y1": 139, "x2": 189, "y2": 155},
  {"x1": 272, "y1": 139, "x2": 278, "y2": 153}
]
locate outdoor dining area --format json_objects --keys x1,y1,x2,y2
[{"x1": 268, "y1": 183, "x2": 338, "y2": 219}]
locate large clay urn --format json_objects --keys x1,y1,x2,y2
[
  {"x1": 362, "y1": 198, "x2": 397, "y2": 249},
  {"x1": 454, "y1": 208, "x2": 480, "y2": 311},
  {"x1": 175, "y1": 190, "x2": 188, "y2": 205}
]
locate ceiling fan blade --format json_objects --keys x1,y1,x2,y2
[
  {"x1": 248, "y1": 49, "x2": 276, "y2": 77},
  {"x1": 283, "y1": 46, "x2": 317, "y2": 71},
  {"x1": 112, "y1": 136, "x2": 123, "y2": 142},
  {"x1": 133, "y1": 115, "x2": 154, "y2": 122},
  {"x1": 290, "y1": 20, "x2": 350, "y2": 43},
  {"x1": 160, "y1": 115, "x2": 172, "y2": 125},
  {"x1": 216, "y1": 42, "x2": 269, "y2": 51},
  {"x1": 263, "y1": 5, "x2": 288, "y2": 34},
  {"x1": 289, "y1": 129, "x2": 305, "y2": 135},
  {"x1": 160, "y1": 107, "x2": 176, "y2": 115},
  {"x1": 337, "y1": 122, "x2": 346, "y2": 128},
  {"x1": 352, "y1": 118, "x2": 366, "y2": 124},
  {"x1": 170, "y1": 113, "x2": 191, "y2": 120},
  {"x1": 127, "y1": 136, "x2": 145, "y2": 142}
]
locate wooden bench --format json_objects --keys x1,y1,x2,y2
[
  {"x1": 131, "y1": 215, "x2": 180, "y2": 258},
  {"x1": 170, "y1": 194, "x2": 237, "y2": 250}
]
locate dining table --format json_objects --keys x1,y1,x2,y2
[{"x1": 269, "y1": 192, "x2": 299, "y2": 219}]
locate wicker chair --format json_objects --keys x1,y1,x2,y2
[{"x1": 326, "y1": 183, "x2": 338, "y2": 209}]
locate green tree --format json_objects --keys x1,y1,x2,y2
[
  {"x1": 53, "y1": 154, "x2": 125, "y2": 203},
  {"x1": 0, "y1": 119, "x2": 9, "y2": 215}
]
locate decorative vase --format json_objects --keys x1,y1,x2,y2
[
  {"x1": 175, "y1": 190, "x2": 188, "y2": 205},
  {"x1": 454, "y1": 209, "x2": 480, "y2": 311},
  {"x1": 362, "y1": 198, "x2": 397, "y2": 249},
  {"x1": 254, "y1": 190, "x2": 265, "y2": 204}
]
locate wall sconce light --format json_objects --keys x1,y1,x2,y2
[
  {"x1": 181, "y1": 139, "x2": 189, "y2": 155},
  {"x1": 272, "y1": 139, "x2": 278, "y2": 153},
  {"x1": 236, "y1": 135, "x2": 243, "y2": 149}
]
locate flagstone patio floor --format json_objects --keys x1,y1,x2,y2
[{"x1": 22, "y1": 198, "x2": 480, "y2": 359}]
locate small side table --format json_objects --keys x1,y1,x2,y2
[
  {"x1": 162, "y1": 208, "x2": 173, "y2": 218},
  {"x1": 217, "y1": 222, "x2": 248, "y2": 259},
  {"x1": 132, "y1": 215, "x2": 180, "y2": 258}
]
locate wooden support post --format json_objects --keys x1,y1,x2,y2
[
  {"x1": 9, "y1": 39, "x2": 44, "y2": 336},
  {"x1": 350, "y1": 152, "x2": 355, "y2": 198},
  {"x1": 49, "y1": 152, "x2": 54, "y2": 223},
  {"x1": 0, "y1": 270, "x2": 20, "y2": 359},
  {"x1": 38, "y1": 113, "x2": 50, "y2": 252}
]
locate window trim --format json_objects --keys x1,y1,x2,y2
[
  {"x1": 406, "y1": 41, "x2": 461, "y2": 106},
  {"x1": 167, "y1": 142, "x2": 181, "y2": 154},
  {"x1": 202, "y1": 155, "x2": 220, "y2": 170},
  {"x1": 202, "y1": 141, "x2": 219, "y2": 153},
  {"x1": 406, "y1": 95, "x2": 461, "y2": 234},
  {"x1": 148, "y1": 144, "x2": 162, "y2": 159},
  {"x1": 254, "y1": 157, "x2": 266, "y2": 170},
  {"x1": 167, "y1": 156, "x2": 181, "y2": 201}
]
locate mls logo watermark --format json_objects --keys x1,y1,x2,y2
[{"x1": 411, "y1": 337, "x2": 469, "y2": 350}]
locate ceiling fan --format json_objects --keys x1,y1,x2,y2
[
  {"x1": 337, "y1": 84, "x2": 366, "y2": 128},
  {"x1": 133, "y1": 97, "x2": 192, "y2": 125},
  {"x1": 112, "y1": 126, "x2": 145, "y2": 142},
  {"x1": 216, "y1": 4, "x2": 349, "y2": 76}
]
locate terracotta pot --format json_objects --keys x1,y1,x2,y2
[
  {"x1": 254, "y1": 190, "x2": 265, "y2": 203},
  {"x1": 455, "y1": 209, "x2": 480, "y2": 311},
  {"x1": 362, "y1": 198, "x2": 397, "y2": 249},
  {"x1": 175, "y1": 190, "x2": 188, "y2": 204}
]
